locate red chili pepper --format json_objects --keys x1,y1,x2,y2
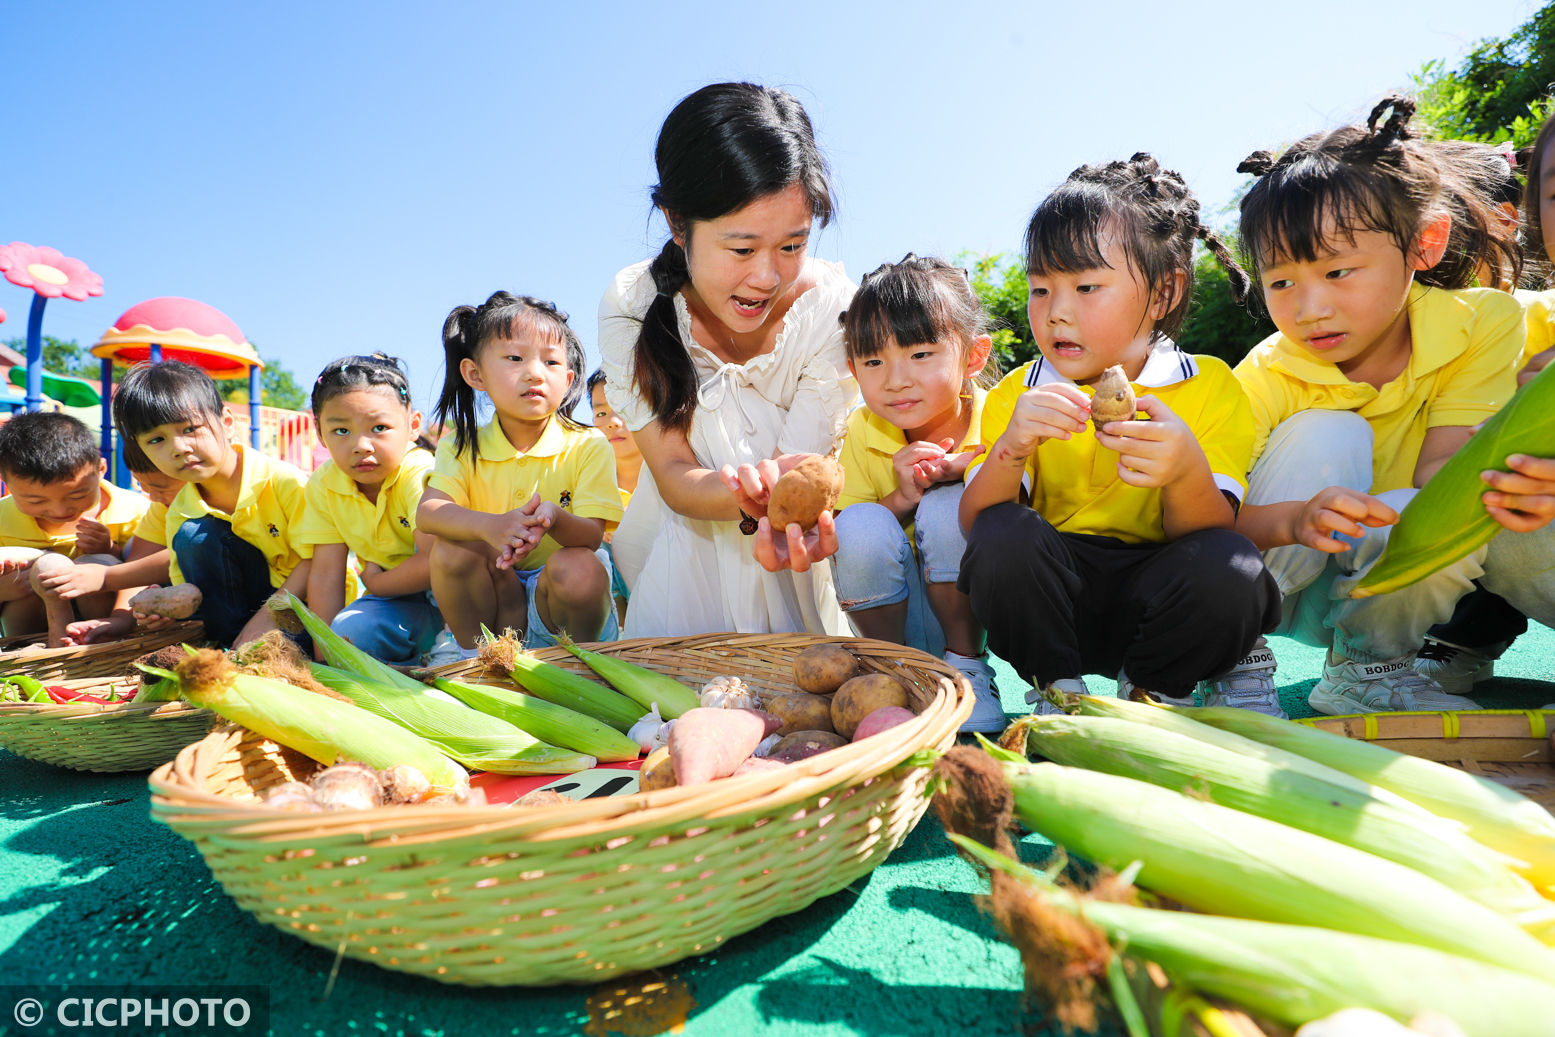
[{"x1": 44, "y1": 686, "x2": 122, "y2": 705}]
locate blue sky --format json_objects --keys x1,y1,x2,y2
[{"x1": 4, "y1": 1, "x2": 1542, "y2": 416}]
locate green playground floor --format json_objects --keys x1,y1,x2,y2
[{"x1": 2, "y1": 628, "x2": 1551, "y2": 1036}]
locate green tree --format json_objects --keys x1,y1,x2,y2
[
  {"x1": 4, "y1": 336, "x2": 101, "y2": 379},
  {"x1": 1175, "y1": 255, "x2": 1275, "y2": 366},
  {"x1": 1414, "y1": 5, "x2": 1555, "y2": 149},
  {"x1": 959, "y1": 251, "x2": 1035, "y2": 374}
]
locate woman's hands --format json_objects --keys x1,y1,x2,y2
[{"x1": 718, "y1": 453, "x2": 841, "y2": 572}]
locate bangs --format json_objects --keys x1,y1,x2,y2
[
  {"x1": 1242, "y1": 153, "x2": 1418, "y2": 269},
  {"x1": 1024, "y1": 182, "x2": 1119, "y2": 276},
  {"x1": 843, "y1": 281, "x2": 959, "y2": 359},
  {"x1": 114, "y1": 363, "x2": 223, "y2": 439},
  {"x1": 483, "y1": 304, "x2": 571, "y2": 351}
]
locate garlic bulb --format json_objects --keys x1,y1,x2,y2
[
  {"x1": 628, "y1": 704, "x2": 674, "y2": 752},
  {"x1": 699, "y1": 675, "x2": 761, "y2": 710}
]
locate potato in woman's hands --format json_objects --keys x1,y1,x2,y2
[{"x1": 767, "y1": 455, "x2": 845, "y2": 532}]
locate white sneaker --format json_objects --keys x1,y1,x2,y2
[
  {"x1": 1196, "y1": 639, "x2": 1286, "y2": 718},
  {"x1": 1310, "y1": 654, "x2": 1481, "y2": 715},
  {"x1": 1024, "y1": 677, "x2": 1088, "y2": 716},
  {"x1": 1413, "y1": 637, "x2": 1502, "y2": 697},
  {"x1": 948, "y1": 651, "x2": 1005, "y2": 733},
  {"x1": 1117, "y1": 670, "x2": 1195, "y2": 708},
  {"x1": 425, "y1": 627, "x2": 480, "y2": 668}
]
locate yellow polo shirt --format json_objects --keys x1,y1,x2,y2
[
  {"x1": 1517, "y1": 288, "x2": 1555, "y2": 371},
  {"x1": 969, "y1": 344, "x2": 1254, "y2": 544},
  {"x1": 838, "y1": 386, "x2": 987, "y2": 511},
  {"x1": 165, "y1": 443, "x2": 308, "y2": 588},
  {"x1": 296, "y1": 449, "x2": 434, "y2": 570},
  {"x1": 1235, "y1": 285, "x2": 1524, "y2": 494},
  {"x1": 428, "y1": 417, "x2": 624, "y2": 570},
  {"x1": 0, "y1": 480, "x2": 149, "y2": 557},
  {"x1": 132, "y1": 501, "x2": 170, "y2": 547}
]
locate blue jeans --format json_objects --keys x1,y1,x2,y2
[
  {"x1": 515, "y1": 546, "x2": 621, "y2": 649},
  {"x1": 831, "y1": 483, "x2": 968, "y2": 658},
  {"x1": 333, "y1": 592, "x2": 443, "y2": 664},
  {"x1": 172, "y1": 515, "x2": 274, "y2": 647}
]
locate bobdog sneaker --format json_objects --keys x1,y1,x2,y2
[
  {"x1": 1412, "y1": 637, "x2": 1506, "y2": 697},
  {"x1": 1196, "y1": 638, "x2": 1286, "y2": 718},
  {"x1": 1309, "y1": 653, "x2": 1481, "y2": 715},
  {"x1": 1024, "y1": 676, "x2": 1089, "y2": 716},
  {"x1": 948, "y1": 650, "x2": 1006, "y2": 733}
]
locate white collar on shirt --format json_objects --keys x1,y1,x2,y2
[{"x1": 1023, "y1": 337, "x2": 1198, "y2": 389}]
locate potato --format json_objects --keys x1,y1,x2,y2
[
  {"x1": 129, "y1": 583, "x2": 203, "y2": 620},
  {"x1": 1089, "y1": 364, "x2": 1137, "y2": 431},
  {"x1": 831, "y1": 673, "x2": 909, "y2": 739},
  {"x1": 639, "y1": 746, "x2": 677, "y2": 791},
  {"x1": 792, "y1": 644, "x2": 859, "y2": 695},
  {"x1": 766, "y1": 455, "x2": 845, "y2": 532},
  {"x1": 852, "y1": 705, "x2": 917, "y2": 742},
  {"x1": 763, "y1": 691, "x2": 835, "y2": 735},
  {"x1": 768, "y1": 730, "x2": 848, "y2": 762}
]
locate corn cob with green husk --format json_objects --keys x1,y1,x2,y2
[
  {"x1": 1006, "y1": 712, "x2": 1550, "y2": 924},
  {"x1": 1352, "y1": 363, "x2": 1555, "y2": 597},
  {"x1": 284, "y1": 591, "x2": 432, "y2": 692},
  {"x1": 305, "y1": 662, "x2": 595, "y2": 774},
  {"x1": 478, "y1": 627, "x2": 644, "y2": 732},
  {"x1": 140, "y1": 649, "x2": 468, "y2": 797},
  {"x1": 949, "y1": 833, "x2": 1555, "y2": 1037},
  {"x1": 429, "y1": 674, "x2": 642, "y2": 762},
  {"x1": 991, "y1": 758, "x2": 1555, "y2": 978},
  {"x1": 554, "y1": 633, "x2": 701, "y2": 719},
  {"x1": 1177, "y1": 704, "x2": 1555, "y2": 894}
]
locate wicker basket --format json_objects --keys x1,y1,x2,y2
[
  {"x1": 148, "y1": 633, "x2": 971, "y2": 986},
  {"x1": 0, "y1": 673, "x2": 217, "y2": 772},
  {"x1": 0, "y1": 621, "x2": 205, "y2": 682}
]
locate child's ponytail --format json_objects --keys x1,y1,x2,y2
[{"x1": 434, "y1": 304, "x2": 483, "y2": 461}]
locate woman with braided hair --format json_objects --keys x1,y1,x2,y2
[{"x1": 596, "y1": 82, "x2": 856, "y2": 637}]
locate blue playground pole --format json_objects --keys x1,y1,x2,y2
[
  {"x1": 249, "y1": 365, "x2": 261, "y2": 448},
  {"x1": 24, "y1": 294, "x2": 47, "y2": 412},
  {"x1": 149, "y1": 343, "x2": 162, "y2": 363},
  {"x1": 100, "y1": 356, "x2": 114, "y2": 478}
]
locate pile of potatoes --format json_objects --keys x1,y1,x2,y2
[{"x1": 637, "y1": 644, "x2": 921, "y2": 791}]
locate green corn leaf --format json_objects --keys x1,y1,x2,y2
[{"x1": 1353, "y1": 364, "x2": 1555, "y2": 597}]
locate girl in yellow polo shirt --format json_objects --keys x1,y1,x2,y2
[
  {"x1": 417, "y1": 293, "x2": 623, "y2": 658},
  {"x1": 960, "y1": 154, "x2": 1280, "y2": 716},
  {"x1": 1231, "y1": 96, "x2": 1555, "y2": 716},
  {"x1": 114, "y1": 360, "x2": 310, "y2": 648},
  {"x1": 833, "y1": 255, "x2": 1004, "y2": 733},
  {"x1": 299, "y1": 355, "x2": 440, "y2": 664}
]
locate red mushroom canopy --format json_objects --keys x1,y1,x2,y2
[{"x1": 92, "y1": 297, "x2": 262, "y2": 379}]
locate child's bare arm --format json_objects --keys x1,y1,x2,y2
[
  {"x1": 361, "y1": 531, "x2": 434, "y2": 598},
  {"x1": 1236, "y1": 488, "x2": 1397, "y2": 552},
  {"x1": 959, "y1": 386, "x2": 1088, "y2": 532},
  {"x1": 1413, "y1": 425, "x2": 1474, "y2": 487},
  {"x1": 305, "y1": 543, "x2": 350, "y2": 628},
  {"x1": 1097, "y1": 395, "x2": 1234, "y2": 537}
]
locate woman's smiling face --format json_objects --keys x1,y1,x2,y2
[{"x1": 676, "y1": 183, "x2": 813, "y2": 337}]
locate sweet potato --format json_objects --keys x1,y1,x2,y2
[
  {"x1": 831, "y1": 674, "x2": 909, "y2": 739},
  {"x1": 768, "y1": 730, "x2": 848, "y2": 762},
  {"x1": 764, "y1": 691, "x2": 834, "y2": 735},
  {"x1": 639, "y1": 746, "x2": 677, "y2": 791},
  {"x1": 792, "y1": 644, "x2": 859, "y2": 695},
  {"x1": 667, "y1": 707, "x2": 783, "y2": 786},
  {"x1": 732, "y1": 757, "x2": 788, "y2": 777},
  {"x1": 129, "y1": 583, "x2": 203, "y2": 620},
  {"x1": 852, "y1": 706, "x2": 917, "y2": 741},
  {"x1": 767, "y1": 455, "x2": 845, "y2": 532}
]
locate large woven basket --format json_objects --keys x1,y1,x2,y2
[
  {"x1": 0, "y1": 621, "x2": 205, "y2": 682},
  {"x1": 149, "y1": 633, "x2": 971, "y2": 986},
  {"x1": 0, "y1": 673, "x2": 217, "y2": 772}
]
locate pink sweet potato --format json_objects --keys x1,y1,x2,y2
[
  {"x1": 732, "y1": 756, "x2": 788, "y2": 777},
  {"x1": 852, "y1": 706, "x2": 917, "y2": 742},
  {"x1": 667, "y1": 707, "x2": 782, "y2": 785}
]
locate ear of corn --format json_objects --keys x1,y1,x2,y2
[
  {"x1": 1352, "y1": 363, "x2": 1555, "y2": 598},
  {"x1": 285, "y1": 591, "x2": 428, "y2": 692},
  {"x1": 555, "y1": 634, "x2": 700, "y2": 718},
  {"x1": 1000, "y1": 760, "x2": 1555, "y2": 979},
  {"x1": 1183, "y1": 704, "x2": 1555, "y2": 893},
  {"x1": 161, "y1": 656, "x2": 468, "y2": 794},
  {"x1": 950, "y1": 834, "x2": 1555, "y2": 1037},
  {"x1": 1017, "y1": 713, "x2": 1546, "y2": 920},
  {"x1": 432, "y1": 675, "x2": 641, "y2": 762},
  {"x1": 307, "y1": 662, "x2": 593, "y2": 775},
  {"x1": 482, "y1": 627, "x2": 643, "y2": 732}
]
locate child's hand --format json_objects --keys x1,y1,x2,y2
[
  {"x1": 74, "y1": 518, "x2": 112, "y2": 556},
  {"x1": 999, "y1": 384, "x2": 1091, "y2": 458},
  {"x1": 892, "y1": 439, "x2": 951, "y2": 503},
  {"x1": 1518, "y1": 346, "x2": 1554, "y2": 388},
  {"x1": 1292, "y1": 487, "x2": 1398, "y2": 553},
  {"x1": 752, "y1": 510, "x2": 839, "y2": 574},
  {"x1": 35, "y1": 561, "x2": 107, "y2": 601},
  {"x1": 1095, "y1": 395, "x2": 1201, "y2": 488},
  {"x1": 485, "y1": 496, "x2": 543, "y2": 570},
  {"x1": 1481, "y1": 454, "x2": 1555, "y2": 533}
]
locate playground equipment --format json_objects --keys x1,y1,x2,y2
[{"x1": 0, "y1": 242, "x2": 104, "y2": 414}]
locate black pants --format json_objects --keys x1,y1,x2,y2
[
  {"x1": 958, "y1": 503, "x2": 1281, "y2": 698},
  {"x1": 1427, "y1": 584, "x2": 1527, "y2": 650},
  {"x1": 172, "y1": 515, "x2": 277, "y2": 648}
]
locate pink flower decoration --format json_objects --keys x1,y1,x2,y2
[
  {"x1": 0, "y1": 242, "x2": 104, "y2": 301},
  {"x1": 0, "y1": 308, "x2": 6, "y2": 324}
]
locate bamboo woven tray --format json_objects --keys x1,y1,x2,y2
[
  {"x1": 148, "y1": 633, "x2": 971, "y2": 986},
  {"x1": 0, "y1": 673, "x2": 217, "y2": 772},
  {"x1": 0, "y1": 621, "x2": 205, "y2": 682}
]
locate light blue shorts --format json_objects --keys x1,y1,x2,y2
[{"x1": 515, "y1": 546, "x2": 620, "y2": 649}]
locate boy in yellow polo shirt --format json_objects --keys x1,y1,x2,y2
[
  {"x1": 960, "y1": 157, "x2": 1280, "y2": 715},
  {"x1": 832, "y1": 256, "x2": 1006, "y2": 732},
  {"x1": 1230, "y1": 99, "x2": 1555, "y2": 715},
  {"x1": 418, "y1": 293, "x2": 623, "y2": 657},
  {"x1": 0, "y1": 412, "x2": 150, "y2": 645},
  {"x1": 113, "y1": 361, "x2": 309, "y2": 648}
]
